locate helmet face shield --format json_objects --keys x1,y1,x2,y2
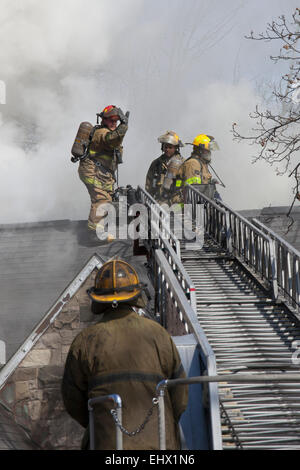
[
  {"x1": 209, "y1": 140, "x2": 219, "y2": 151},
  {"x1": 192, "y1": 134, "x2": 219, "y2": 151},
  {"x1": 158, "y1": 131, "x2": 183, "y2": 148}
]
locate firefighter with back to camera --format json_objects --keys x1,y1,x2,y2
[{"x1": 61, "y1": 259, "x2": 188, "y2": 450}]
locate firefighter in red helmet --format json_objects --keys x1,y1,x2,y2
[{"x1": 78, "y1": 105, "x2": 129, "y2": 243}]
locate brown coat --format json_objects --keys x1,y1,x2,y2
[
  {"x1": 145, "y1": 153, "x2": 185, "y2": 204},
  {"x1": 177, "y1": 155, "x2": 212, "y2": 186},
  {"x1": 172, "y1": 155, "x2": 212, "y2": 204},
  {"x1": 89, "y1": 125, "x2": 126, "y2": 172},
  {"x1": 61, "y1": 305, "x2": 188, "y2": 450}
]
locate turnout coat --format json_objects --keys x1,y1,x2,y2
[
  {"x1": 61, "y1": 305, "x2": 188, "y2": 450},
  {"x1": 78, "y1": 123, "x2": 127, "y2": 231}
]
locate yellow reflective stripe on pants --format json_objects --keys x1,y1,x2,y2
[
  {"x1": 88, "y1": 220, "x2": 97, "y2": 231},
  {"x1": 81, "y1": 176, "x2": 103, "y2": 188},
  {"x1": 184, "y1": 177, "x2": 202, "y2": 185},
  {"x1": 80, "y1": 175, "x2": 113, "y2": 191},
  {"x1": 88, "y1": 220, "x2": 105, "y2": 231}
]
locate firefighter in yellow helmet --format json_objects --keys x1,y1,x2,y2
[
  {"x1": 174, "y1": 134, "x2": 220, "y2": 202},
  {"x1": 145, "y1": 131, "x2": 185, "y2": 205},
  {"x1": 61, "y1": 259, "x2": 188, "y2": 450},
  {"x1": 78, "y1": 105, "x2": 129, "y2": 244}
]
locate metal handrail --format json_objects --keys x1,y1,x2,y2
[
  {"x1": 88, "y1": 394, "x2": 123, "y2": 450},
  {"x1": 151, "y1": 209, "x2": 181, "y2": 257},
  {"x1": 137, "y1": 186, "x2": 181, "y2": 256},
  {"x1": 156, "y1": 237, "x2": 197, "y2": 311},
  {"x1": 137, "y1": 186, "x2": 170, "y2": 219},
  {"x1": 184, "y1": 185, "x2": 232, "y2": 252},
  {"x1": 136, "y1": 187, "x2": 199, "y2": 309},
  {"x1": 156, "y1": 373, "x2": 300, "y2": 450},
  {"x1": 155, "y1": 249, "x2": 222, "y2": 450},
  {"x1": 252, "y1": 218, "x2": 300, "y2": 312},
  {"x1": 185, "y1": 186, "x2": 279, "y2": 300}
]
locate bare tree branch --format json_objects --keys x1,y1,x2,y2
[{"x1": 232, "y1": 8, "x2": 300, "y2": 227}]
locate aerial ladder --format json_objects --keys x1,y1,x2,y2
[{"x1": 133, "y1": 185, "x2": 300, "y2": 450}]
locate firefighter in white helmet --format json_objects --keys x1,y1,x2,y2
[{"x1": 145, "y1": 131, "x2": 185, "y2": 205}]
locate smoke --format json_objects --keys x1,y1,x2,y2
[
  {"x1": 0, "y1": 0, "x2": 298, "y2": 223},
  {"x1": 183, "y1": 80, "x2": 293, "y2": 209}
]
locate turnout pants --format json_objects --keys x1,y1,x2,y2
[{"x1": 79, "y1": 158, "x2": 114, "y2": 231}]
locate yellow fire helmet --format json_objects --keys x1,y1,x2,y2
[
  {"x1": 192, "y1": 134, "x2": 219, "y2": 151},
  {"x1": 158, "y1": 130, "x2": 184, "y2": 147},
  {"x1": 87, "y1": 259, "x2": 146, "y2": 304}
]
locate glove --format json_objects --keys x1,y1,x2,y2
[{"x1": 118, "y1": 108, "x2": 130, "y2": 125}]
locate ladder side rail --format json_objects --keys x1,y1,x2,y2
[
  {"x1": 278, "y1": 243, "x2": 284, "y2": 291},
  {"x1": 293, "y1": 256, "x2": 300, "y2": 310},
  {"x1": 149, "y1": 231, "x2": 197, "y2": 310},
  {"x1": 252, "y1": 217, "x2": 300, "y2": 256},
  {"x1": 185, "y1": 185, "x2": 278, "y2": 298},
  {"x1": 136, "y1": 186, "x2": 170, "y2": 220},
  {"x1": 137, "y1": 187, "x2": 180, "y2": 256},
  {"x1": 249, "y1": 230, "x2": 255, "y2": 268},
  {"x1": 253, "y1": 218, "x2": 300, "y2": 311},
  {"x1": 155, "y1": 249, "x2": 222, "y2": 450},
  {"x1": 256, "y1": 233, "x2": 262, "y2": 274},
  {"x1": 134, "y1": 188, "x2": 181, "y2": 257},
  {"x1": 287, "y1": 251, "x2": 293, "y2": 302},
  {"x1": 162, "y1": 237, "x2": 197, "y2": 311},
  {"x1": 141, "y1": 213, "x2": 187, "y2": 314},
  {"x1": 136, "y1": 185, "x2": 174, "y2": 252},
  {"x1": 150, "y1": 204, "x2": 181, "y2": 257},
  {"x1": 225, "y1": 212, "x2": 233, "y2": 253},
  {"x1": 185, "y1": 185, "x2": 230, "y2": 249},
  {"x1": 156, "y1": 372, "x2": 300, "y2": 450}
]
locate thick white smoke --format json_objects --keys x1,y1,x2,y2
[
  {"x1": 0, "y1": 0, "x2": 143, "y2": 222},
  {"x1": 0, "y1": 0, "x2": 298, "y2": 223}
]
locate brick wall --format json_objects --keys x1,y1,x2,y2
[{"x1": 0, "y1": 270, "x2": 97, "y2": 450}]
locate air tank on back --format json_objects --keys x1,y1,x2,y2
[{"x1": 71, "y1": 121, "x2": 93, "y2": 160}]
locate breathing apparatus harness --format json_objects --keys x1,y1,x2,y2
[{"x1": 72, "y1": 113, "x2": 124, "y2": 189}]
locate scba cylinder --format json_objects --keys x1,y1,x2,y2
[{"x1": 71, "y1": 121, "x2": 93, "y2": 159}]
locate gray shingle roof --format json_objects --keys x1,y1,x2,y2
[{"x1": 0, "y1": 219, "x2": 149, "y2": 363}]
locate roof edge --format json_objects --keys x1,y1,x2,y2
[
  {"x1": 0, "y1": 253, "x2": 104, "y2": 389},
  {"x1": 0, "y1": 219, "x2": 72, "y2": 230}
]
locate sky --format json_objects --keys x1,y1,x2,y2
[{"x1": 0, "y1": 0, "x2": 299, "y2": 223}]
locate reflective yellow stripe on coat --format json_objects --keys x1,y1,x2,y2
[
  {"x1": 89, "y1": 150, "x2": 113, "y2": 161},
  {"x1": 184, "y1": 176, "x2": 202, "y2": 185},
  {"x1": 176, "y1": 176, "x2": 202, "y2": 188}
]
